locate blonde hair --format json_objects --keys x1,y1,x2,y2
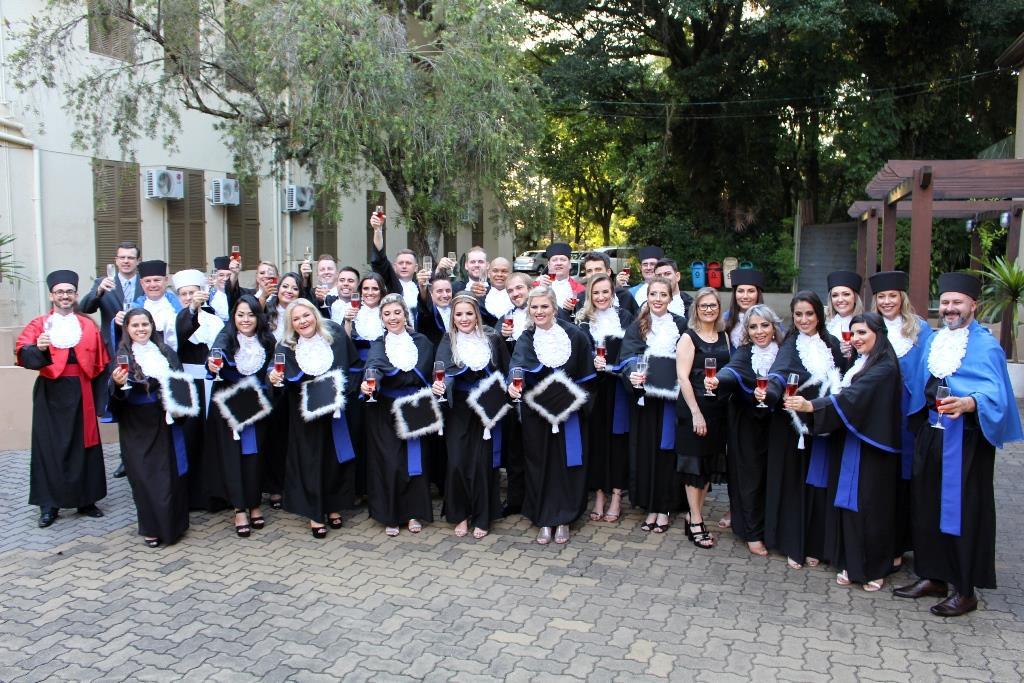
[
  {"x1": 576, "y1": 274, "x2": 615, "y2": 324},
  {"x1": 871, "y1": 290, "x2": 920, "y2": 343},
  {"x1": 282, "y1": 299, "x2": 333, "y2": 349},
  {"x1": 524, "y1": 286, "x2": 557, "y2": 330},
  {"x1": 688, "y1": 287, "x2": 725, "y2": 332},
  {"x1": 379, "y1": 293, "x2": 414, "y2": 332},
  {"x1": 825, "y1": 287, "x2": 864, "y2": 320},
  {"x1": 448, "y1": 294, "x2": 487, "y2": 366}
]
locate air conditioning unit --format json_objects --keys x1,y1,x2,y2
[
  {"x1": 209, "y1": 178, "x2": 240, "y2": 206},
  {"x1": 282, "y1": 185, "x2": 314, "y2": 213},
  {"x1": 144, "y1": 168, "x2": 185, "y2": 200}
]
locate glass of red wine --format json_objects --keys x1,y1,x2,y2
[
  {"x1": 785, "y1": 372, "x2": 800, "y2": 398},
  {"x1": 595, "y1": 340, "x2": 606, "y2": 370},
  {"x1": 566, "y1": 296, "x2": 578, "y2": 309},
  {"x1": 704, "y1": 358, "x2": 717, "y2": 396},
  {"x1": 932, "y1": 385, "x2": 951, "y2": 429},
  {"x1": 755, "y1": 376, "x2": 769, "y2": 408},
  {"x1": 230, "y1": 245, "x2": 241, "y2": 263},
  {"x1": 350, "y1": 294, "x2": 361, "y2": 312},
  {"x1": 210, "y1": 348, "x2": 224, "y2": 382},
  {"x1": 273, "y1": 352, "x2": 285, "y2": 388},
  {"x1": 433, "y1": 361, "x2": 447, "y2": 403},
  {"x1": 364, "y1": 368, "x2": 379, "y2": 403},
  {"x1": 841, "y1": 329, "x2": 853, "y2": 343},
  {"x1": 117, "y1": 354, "x2": 131, "y2": 391},
  {"x1": 510, "y1": 367, "x2": 524, "y2": 403}
]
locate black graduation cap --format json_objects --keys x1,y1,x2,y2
[
  {"x1": 213, "y1": 256, "x2": 231, "y2": 270},
  {"x1": 938, "y1": 272, "x2": 981, "y2": 300},
  {"x1": 639, "y1": 246, "x2": 664, "y2": 262},
  {"x1": 523, "y1": 369, "x2": 588, "y2": 433},
  {"x1": 46, "y1": 270, "x2": 79, "y2": 291},
  {"x1": 730, "y1": 269, "x2": 764, "y2": 289},
  {"x1": 390, "y1": 387, "x2": 444, "y2": 439},
  {"x1": 827, "y1": 270, "x2": 862, "y2": 293},
  {"x1": 545, "y1": 242, "x2": 572, "y2": 258},
  {"x1": 138, "y1": 260, "x2": 168, "y2": 278},
  {"x1": 466, "y1": 371, "x2": 513, "y2": 440},
  {"x1": 299, "y1": 369, "x2": 347, "y2": 422},
  {"x1": 212, "y1": 376, "x2": 273, "y2": 434},
  {"x1": 159, "y1": 371, "x2": 201, "y2": 418},
  {"x1": 868, "y1": 270, "x2": 908, "y2": 295},
  {"x1": 641, "y1": 354, "x2": 680, "y2": 401}
]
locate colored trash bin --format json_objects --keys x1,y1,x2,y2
[
  {"x1": 722, "y1": 256, "x2": 739, "y2": 288},
  {"x1": 707, "y1": 261, "x2": 723, "y2": 289},
  {"x1": 690, "y1": 260, "x2": 706, "y2": 289}
]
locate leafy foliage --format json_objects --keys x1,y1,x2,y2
[
  {"x1": 0, "y1": 233, "x2": 29, "y2": 286},
  {"x1": 972, "y1": 255, "x2": 1024, "y2": 361}
]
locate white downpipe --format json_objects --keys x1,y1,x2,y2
[{"x1": 0, "y1": 129, "x2": 45, "y2": 313}]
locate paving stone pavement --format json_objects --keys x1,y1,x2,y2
[{"x1": 2, "y1": 415, "x2": 1024, "y2": 682}]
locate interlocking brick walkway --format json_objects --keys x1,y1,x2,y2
[{"x1": 2, "y1": 427, "x2": 1023, "y2": 681}]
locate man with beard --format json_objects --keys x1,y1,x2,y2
[
  {"x1": 894, "y1": 273, "x2": 1022, "y2": 616},
  {"x1": 16, "y1": 271, "x2": 109, "y2": 527}
]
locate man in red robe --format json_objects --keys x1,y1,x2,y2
[{"x1": 16, "y1": 270, "x2": 110, "y2": 527}]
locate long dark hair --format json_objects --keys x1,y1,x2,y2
[
  {"x1": 358, "y1": 272, "x2": 389, "y2": 302},
  {"x1": 849, "y1": 312, "x2": 899, "y2": 381},
  {"x1": 115, "y1": 307, "x2": 174, "y2": 383},
  {"x1": 222, "y1": 294, "x2": 277, "y2": 358},
  {"x1": 724, "y1": 285, "x2": 764, "y2": 336},
  {"x1": 783, "y1": 290, "x2": 828, "y2": 342},
  {"x1": 266, "y1": 271, "x2": 302, "y2": 332},
  {"x1": 636, "y1": 276, "x2": 674, "y2": 339}
]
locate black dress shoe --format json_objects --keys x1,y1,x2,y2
[
  {"x1": 930, "y1": 592, "x2": 978, "y2": 617},
  {"x1": 893, "y1": 579, "x2": 948, "y2": 599},
  {"x1": 38, "y1": 508, "x2": 58, "y2": 528},
  {"x1": 113, "y1": 463, "x2": 126, "y2": 478},
  {"x1": 77, "y1": 504, "x2": 104, "y2": 518}
]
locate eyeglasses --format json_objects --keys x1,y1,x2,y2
[
  {"x1": 697, "y1": 303, "x2": 720, "y2": 311},
  {"x1": 52, "y1": 289, "x2": 77, "y2": 296}
]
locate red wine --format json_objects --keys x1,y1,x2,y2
[
  {"x1": 567, "y1": 297, "x2": 578, "y2": 308},
  {"x1": 841, "y1": 330, "x2": 852, "y2": 342},
  {"x1": 785, "y1": 382, "x2": 798, "y2": 397},
  {"x1": 434, "y1": 370, "x2": 445, "y2": 383},
  {"x1": 512, "y1": 378, "x2": 524, "y2": 392},
  {"x1": 503, "y1": 319, "x2": 513, "y2": 328},
  {"x1": 705, "y1": 367, "x2": 717, "y2": 380},
  {"x1": 756, "y1": 377, "x2": 768, "y2": 391},
  {"x1": 366, "y1": 378, "x2": 377, "y2": 392},
  {"x1": 118, "y1": 361, "x2": 129, "y2": 373},
  {"x1": 274, "y1": 361, "x2": 285, "y2": 374},
  {"x1": 596, "y1": 346, "x2": 606, "y2": 359},
  {"x1": 351, "y1": 299, "x2": 361, "y2": 310},
  {"x1": 211, "y1": 357, "x2": 223, "y2": 369}
]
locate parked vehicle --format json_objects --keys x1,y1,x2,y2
[
  {"x1": 570, "y1": 251, "x2": 584, "y2": 277},
  {"x1": 514, "y1": 250, "x2": 547, "y2": 273},
  {"x1": 591, "y1": 246, "x2": 637, "y2": 274}
]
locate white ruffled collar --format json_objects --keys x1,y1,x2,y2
[
  {"x1": 455, "y1": 331, "x2": 491, "y2": 371},
  {"x1": 589, "y1": 307, "x2": 624, "y2": 345},
  {"x1": 354, "y1": 305, "x2": 384, "y2": 341},
  {"x1": 330, "y1": 298, "x2": 351, "y2": 324},
  {"x1": 295, "y1": 333, "x2": 333, "y2": 377},
  {"x1": 132, "y1": 341, "x2": 170, "y2": 379},
  {"x1": 484, "y1": 287, "x2": 514, "y2": 319},
  {"x1": 826, "y1": 314, "x2": 852, "y2": 339},
  {"x1": 385, "y1": 331, "x2": 418, "y2": 372},
  {"x1": 510, "y1": 307, "x2": 528, "y2": 340},
  {"x1": 927, "y1": 325, "x2": 969, "y2": 379},
  {"x1": 646, "y1": 313, "x2": 680, "y2": 357},
  {"x1": 795, "y1": 332, "x2": 841, "y2": 396},
  {"x1": 729, "y1": 310, "x2": 748, "y2": 349},
  {"x1": 533, "y1": 323, "x2": 572, "y2": 368},
  {"x1": 835, "y1": 355, "x2": 866, "y2": 393},
  {"x1": 274, "y1": 305, "x2": 287, "y2": 342},
  {"x1": 46, "y1": 312, "x2": 82, "y2": 350},
  {"x1": 750, "y1": 341, "x2": 778, "y2": 377},
  {"x1": 884, "y1": 316, "x2": 913, "y2": 358},
  {"x1": 235, "y1": 333, "x2": 266, "y2": 376},
  {"x1": 668, "y1": 295, "x2": 687, "y2": 318}
]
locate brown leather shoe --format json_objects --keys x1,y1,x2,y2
[
  {"x1": 893, "y1": 579, "x2": 948, "y2": 599},
  {"x1": 930, "y1": 592, "x2": 978, "y2": 617}
]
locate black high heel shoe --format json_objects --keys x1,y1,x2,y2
[
  {"x1": 235, "y1": 511, "x2": 251, "y2": 538},
  {"x1": 328, "y1": 515, "x2": 343, "y2": 529},
  {"x1": 144, "y1": 538, "x2": 161, "y2": 548},
  {"x1": 269, "y1": 496, "x2": 283, "y2": 510},
  {"x1": 310, "y1": 525, "x2": 327, "y2": 539},
  {"x1": 250, "y1": 515, "x2": 266, "y2": 530}
]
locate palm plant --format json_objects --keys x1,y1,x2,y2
[
  {"x1": 0, "y1": 233, "x2": 29, "y2": 286},
  {"x1": 972, "y1": 256, "x2": 1024, "y2": 361}
]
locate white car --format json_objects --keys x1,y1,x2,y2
[
  {"x1": 514, "y1": 250, "x2": 547, "y2": 273},
  {"x1": 592, "y1": 246, "x2": 638, "y2": 273}
]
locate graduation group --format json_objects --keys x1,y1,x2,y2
[{"x1": 16, "y1": 211, "x2": 1022, "y2": 619}]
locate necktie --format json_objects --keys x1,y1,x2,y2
[{"x1": 122, "y1": 278, "x2": 133, "y2": 304}]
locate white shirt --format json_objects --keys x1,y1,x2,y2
[
  {"x1": 210, "y1": 288, "x2": 230, "y2": 321},
  {"x1": 144, "y1": 296, "x2": 178, "y2": 350},
  {"x1": 550, "y1": 277, "x2": 572, "y2": 306},
  {"x1": 632, "y1": 282, "x2": 649, "y2": 305},
  {"x1": 668, "y1": 294, "x2": 686, "y2": 318},
  {"x1": 438, "y1": 306, "x2": 452, "y2": 332},
  {"x1": 400, "y1": 280, "x2": 420, "y2": 321}
]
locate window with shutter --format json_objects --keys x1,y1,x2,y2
[
  {"x1": 162, "y1": 2, "x2": 200, "y2": 78},
  {"x1": 312, "y1": 184, "x2": 338, "y2": 260},
  {"x1": 93, "y1": 159, "x2": 141, "y2": 274},
  {"x1": 366, "y1": 191, "x2": 386, "y2": 262},
  {"x1": 88, "y1": 0, "x2": 135, "y2": 62},
  {"x1": 166, "y1": 169, "x2": 206, "y2": 272},
  {"x1": 226, "y1": 176, "x2": 260, "y2": 265}
]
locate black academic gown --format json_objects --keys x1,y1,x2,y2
[
  {"x1": 347, "y1": 313, "x2": 383, "y2": 500},
  {"x1": 716, "y1": 344, "x2": 774, "y2": 544},
  {"x1": 108, "y1": 349, "x2": 190, "y2": 544},
  {"x1": 204, "y1": 332, "x2": 275, "y2": 512},
  {"x1": 763, "y1": 332, "x2": 846, "y2": 564},
  {"x1": 436, "y1": 330, "x2": 510, "y2": 530},
  {"x1": 175, "y1": 307, "x2": 216, "y2": 511},
  {"x1": 509, "y1": 320, "x2": 595, "y2": 528},
  {"x1": 499, "y1": 311, "x2": 527, "y2": 510},
  {"x1": 619, "y1": 314, "x2": 687, "y2": 513},
  {"x1": 364, "y1": 332, "x2": 437, "y2": 526},
  {"x1": 809, "y1": 354, "x2": 902, "y2": 583},
  {"x1": 578, "y1": 308, "x2": 634, "y2": 493},
  {"x1": 277, "y1": 321, "x2": 359, "y2": 521}
]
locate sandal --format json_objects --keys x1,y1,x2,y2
[
  {"x1": 269, "y1": 496, "x2": 283, "y2": 510},
  {"x1": 454, "y1": 521, "x2": 469, "y2": 537},
  {"x1": 603, "y1": 492, "x2": 622, "y2": 523},
  {"x1": 652, "y1": 514, "x2": 670, "y2": 534},
  {"x1": 806, "y1": 557, "x2": 820, "y2": 568},
  {"x1": 863, "y1": 579, "x2": 884, "y2": 592},
  {"x1": 787, "y1": 557, "x2": 803, "y2": 570},
  {"x1": 554, "y1": 524, "x2": 570, "y2": 544},
  {"x1": 235, "y1": 511, "x2": 251, "y2": 538},
  {"x1": 536, "y1": 527, "x2": 552, "y2": 545},
  {"x1": 250, "y1": 515, "x2": 266, "y2": 530},
  {"x1": 747, "y1": 541, "x2": 768, "y2": 557},
  {"x1": 688, "y1": 522, "x2": 714, "y2": 549},
  {"x1": 640, "y1": 514, "x2": 658, "y2": 533},
  {"x1": 717, "y1": 513, "x2": 732, "y2": 529},
  {"x1": 328, "y1": 515, "x2": 343, "y2": 529},
  {"x1": 589, "y1": 492, "x2": 605, "y2": 521},
  {"x1": 385, "y1": 526, "x2": 400, "y2": 537},
  {"x1": 836, "y1": 570, "x2": 851, "y2": 586},
  {"x1": 473, "y1": 528, "x2": 488, "y2": 540},
  {"x1": 310, "y1": 525, "x2": 327, "y2": 539},
  {"x1": 408, "y1": 519, "x2": 422, "y2": 534}
]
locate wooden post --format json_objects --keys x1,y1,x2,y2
[
  {"x1": 856, "y1": 219, "x2": 867, "y2": 279},
  {"x1": 865, "y1": 208, "x2": 878, "y2": 278},
  {"x1": 969, "y1": 230, "x2": 983, "y2": 270},
  {"x1": 908, "y1": 167, "x2": 934, "y2": 316},
  {"x1": 1007, "y1": 204, "x2": 1023, "y2": 265},
  {"x1": 881, "y1": 201, "x2": 897, "y2": 271}
]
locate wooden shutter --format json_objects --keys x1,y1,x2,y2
[
  {"x1": 93, "y1": 159, "x2": 141, "y2": 274},
  {"x1": 162, "y1": 2, "x2": 200, "y2": 78},
  {"x1": 312, "y1": 184, "x2": 338, "y2": 260},
  {"x1": 366, "y1": 191, "x2": 386, "y2": 262},
  {"x1": 227, "y1": 176, "x2": 260, "y2": 264},
  {"x1": 166, "y1": 169, "x2": 206, "y2": 272},
  {"x1": 88, "y1": 0, "x2": 135, "y2": 62}
]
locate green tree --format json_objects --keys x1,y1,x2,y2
[{"x1": 9, "y1": 0, "x2": 542, "y2": 258}]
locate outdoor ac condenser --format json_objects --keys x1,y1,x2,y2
[
  {"x1": 144, "y1": 168, "x2": 185, "y2": 200},
  {"x1": 209, "y1": 178, "x2": 241, "y2": 206},
  {"x1": 283, "y1": 185, "x2": 315, "y2": 212}
]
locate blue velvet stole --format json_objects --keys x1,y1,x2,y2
[
  {"x1": 660, "y1": 401, "x2": 676, "y2": 450},
  {"x1": 929, "y1": 409, "x2": 965, "y2": 537},
  {"x1": 805, "y1": 436, "x2": 829, "y2": 489}
]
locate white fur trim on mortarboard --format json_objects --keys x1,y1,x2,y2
[
  {"x1": 212, "y1": 375, "x2": 273, "y2": 437},
  {"x1": 523, "y1": 369, "x2": 588, "y2": 433},
  {"x1": 466, "y1": 371, "x2": 514, "y2": 440},
  {"x1": 160, "y1": 371, "x2": 202, "y2": 418},
  {"x1": 390, "y1": 386, "x2": 445, "y2": 439},
  {"x1": 299, "y1": 369, "x2": 347, "y2": 422}
]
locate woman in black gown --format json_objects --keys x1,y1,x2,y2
[
  {"x1": 109, "y1": 308, "x2": 190, "y2": 547},
  {"x1": 268, "y1": 299, "x2": 358, "y2": 538},
  {"x1": 204, "y1": 295, "x2": 276, "y2": 537},
  {"x1": 785, "y1": 312, "x2": 902, "y2": 591},
  {"x1": 675, "y1": 287, "x2": 731, "y2": 549},
  {"x1": 507, "y1": 286, "x2": 594, "y2": 545},
  {"x1": 575, "y1": 274, "x2": 634, "y2": 523},
  {"x1": 435, "y1": 293, "x2": 510, "y2": 539},
  {"x1": 619, "y1": 277, "x2": 686, "y2": 535},
  {"x1": 362, "y1": 293, "x2": 436, "y2": 537},
  {"x1": 705, "y1": 303, "x2": 783, "y2": 556},
  {"x1": 758, "y1": 291, "x2": 846, "y2": 569}
]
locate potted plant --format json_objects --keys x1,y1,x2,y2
[
  {"x1": 0, "y1": 232, "x2": 28, "y2": 286},
  {"x1": 972, "y1": 255, "x2": 1024, "y2": 396}
]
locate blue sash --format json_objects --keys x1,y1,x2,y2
[
  {"x1": 565, "y1": 413, "x2": 583, "y2": 468},
  {"x1": 899, "y1": 385, "x2": 914, "y2": 481},
  {"x1": 171, "y1": 424, "x2": 189, "y2": 476},
  {"x1": 612, "y1": 382, "x2": 630, "y2": 434},
  {"x1": 929, "y1": 409, "x2": 964, "y2": 537},
  {"x1": 240, "y1": 424, "x2": 258, "y2": 455},
  {"x1": 491, "y1": 424, "x2": 503, "y2": 469},
  {"x1": 830, "y1": 395, "x2": 901, "y2": 511},
  {"x1": 331, "y1": 415, "x2": 356, "y2": 463},
  {"x1": 805, "y1": 436, "x2": 829, "y2": 488},
  {"x1": 660, "y1": 401, "x2": 676, "y2": 450},
  {"x1": 381, "y1": 386, "x2": 428, "y2": 476}
]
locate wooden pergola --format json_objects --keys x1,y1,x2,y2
[{"x1": 847, "y1": 160, "x2": 1024, "y2": 316}]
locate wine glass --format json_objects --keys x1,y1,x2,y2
[
  {"x1": 635, "y1": 358, "x2": 648, "y2": 406},
  {"x1": 704, "y1": 358, "x2": 717, "y2": 396},
  {"x1": 231, "y1": 245, "x2": 241, "y2": 263},
  {"x1": 932, "y1": 385, "x2": 951, "y2": 430},
  {"x1": 304, "y1": 245, "x2": 313, "y2": 262},
  {"x1": 447, "y1": 252, "x2": 457, "y2": 274},
  {"x1": 350, "y1": 293, "x2": 361, "y2": 311},
  {"x1": 210, "y1": 348, "x2": 224, "y2": 381},
  {"x1": 117, "y1": 354, "x2": 131, "y2": 391},
  {"x1": 510, "y1": 367, "x2": 524, "y2": 403},
  {"x1": 785, "y1": 372, "x2": 800, "y2": 398},
  {"x1": 106, "y1": 263, "x2": 117, "y2": 280},
  {"x1": 273, "y1": 353, "x2": 285, "y2": 388},
  {"x1": 595, "y1": 340, "x2": 607, "y2": 371},
  {"x1": 423, "y1": 255, "x2": 434, "y2": 275},
  {"x1": 364, "y1": 368, "x2": 379, "y2": 403},
  {"x1": 755, "y1": 376, "x2": 769, "y2": 408},
  {"x1": 433, "y1": 361, "x2": 447, "y2": 403}
]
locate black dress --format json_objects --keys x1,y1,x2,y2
[
  {"x1": 619, "y1": 314, "x2": 687, "y2": 513},
  {"x1": 204, "y1": 332, "x2": 275, "y2": 512},
  {"x1": 436, "y1": 330, "x2": 510, "y2": 530},
  {"x1": 579, "y1": 309, "x2": 634, "y2": 494},
  {"x1": 509, "y1": 320, "x2": 595, "y2": 528},
  {"x1": 364, "y1": 332, "x2": 437, "y2": 527},
  {"x1": 262, "y1": 302, "x2": 290, "y2": 499},
  {"x1": 716, "y1": 344, "x2": 775, "y2": 544},
  {"x1": 809, "y1": 354, "x2": 902, "y2": 583},
  {"x1": 676, "y1": 329, "x2": 730, "y2": 488},
  {"x1": 277, "y1": 321, "x2": 360, "y2": 521},
  {"x1": 174, "y1": 307, "x2": 217, "y2": 511}
]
